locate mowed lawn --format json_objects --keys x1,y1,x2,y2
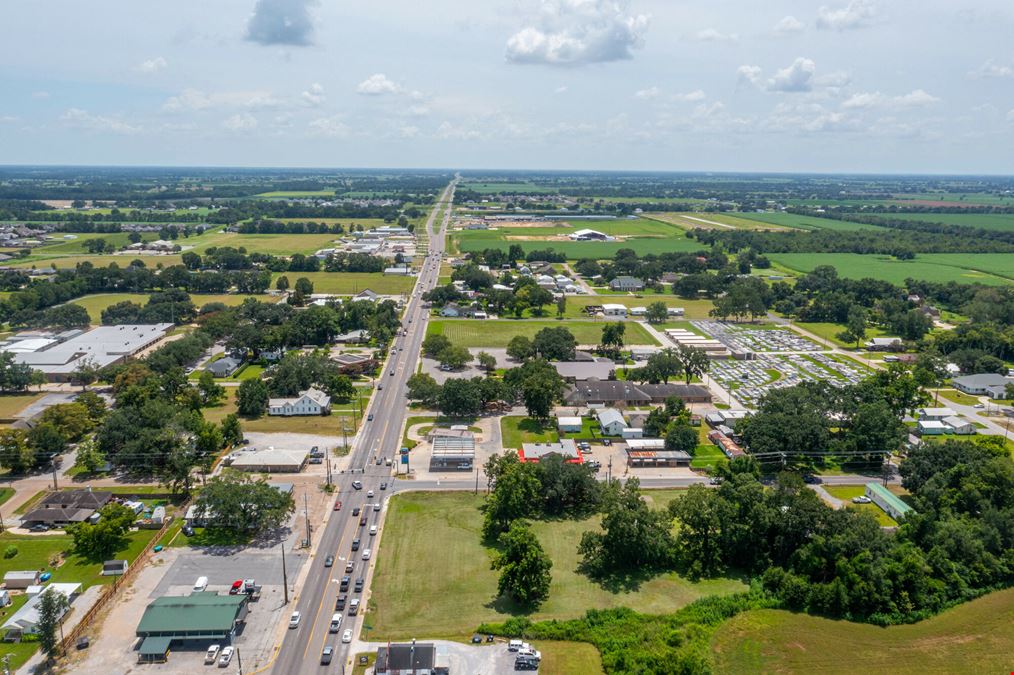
[
  {"x1": 70, "y1": 292, "x2": 268, "y2": 323},
  {"x1": 823, "y1": 485, "x2": 897, "y2": 526},
  {"x1": 0, "y1": 392, "x2": 45, "y2": 422},
  {"x1": 369, "y1": 491, "x2": 747, "y2": 639},
  {"x1": 187, "y1": 231, "x2": 341, "y2": 256},
  {"x1": 710, "y1": 587, "x2": 1014, "y2": 674},
  {"x1": 427, "y1": 319, "x2": 659, "y2": 347},
  {"x1": 769, "y1": 253, "x2": 1014, "y2": 286},
  {"x1": 732, "y1": 211, "x2": 885, "y2": 231},
  {"x1": 6, "y1": 254, "x2": 184, "y2": 269},
  {"x1": 500, "y1": 416, "x2": 559, "y2": 448},
  {"x1": 867, "y1": 211, "x2": 1014, "y2": 231},
  {"x1": 201, "y1": 388, "x2": 370, "y2": 436},
  {"x1": 270, "y1": 272, "x2": 415, "y2": 295}
]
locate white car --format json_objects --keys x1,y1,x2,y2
[
  {"x1": 851, "y1": 496, "x2": 872, "y2": 504},
  {"x1": 342, "y1": 628, "x2": 353, "y2": 643},
  {"x1": 362, "y1": 548, "x2": 372, "y2": 560},
  {"x1": 369, "y1": 525, "x2": 378, "y2": 536},
  {"x1": 205, "y1": 645, "x2": 220, "y2": 664},
  {"x1": 288, "y1": 611, "x2": 301, "y2": 628},
  {"x1": 218, "y1": 646, "x2": 234, "y2": 667},
  {"x1": 367, "y1": 490, "x2": 375, "y2": 498}
]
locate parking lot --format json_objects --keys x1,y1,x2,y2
[
  {"x1": 357, "y1": 639, "x2": 549, "y2": 674},
  {"x1": 709, "y1": 352, "x2": 871, "y2": 407},
  {"x1": 692, "y1": 320, "x2": 821, "y2": 352}
]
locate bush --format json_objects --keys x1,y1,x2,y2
[{"x1": 3, "y1": 544, "x2": 17, "y2": 559}]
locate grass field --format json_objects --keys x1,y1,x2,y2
[
  {"x1": 770, "y1": 253, "x2": 1014, "y2": 286},
  {"x1": 691, "y1": 443, "x2": 727, "y2": 470},
  {"x1": 369, "y1": 491, "x2": 747, "y2": 639},
  {"x1": 500, "y1": 416, "x2": 559, "y2": 449},
  {"x1": 867, "y1": 212, "x2": 1014, "y2": 231},
  {"x1": 647, "y1": 212, "x2": 794, "y2": 231},
  {"x1": 731, "y1": 211, "x2": 885, "y2": 231},
  {"x1": 70, "y1": 292, "x2": 266, "y2": 323},
  {"x1": 454, "y1": 232, "x2": 703, "y2": 258},
  {"x1": 254, "y1": 190, "x2": 337, "y2": 198},
  {"x1": 26, "y1": 232, "x2": 157, "y2": 255},
  {"x1": 935, "y1": 388, "x2": 982, "y2": 406},
  {"x1": 270, "y1": 271, "x2": 415, "y2": 295},
  {"x1": 710, "y1": 587, "x2": 1014, "y2": 674},
  {"x1": 460, "y1": 181, "x2": 556, "y2": 194},
  {"x1": 427, "y1": 319, "x2": 659, "y2": 348},
  {"x1": 186, "y1": 231, "x2": 340, "y2": 256},
  {"x1": 795, "y1": 321, "x2": 890, "y2": 349},
  {"x1": 202, "y1": 388, "x2": 370, "y2": 436},
  {"x1": 0, "y1": 392, "x2": 44, "y2": 422},
  {"x1": 823, "y1": 485, "x2": 897, "y2": 526},
  {"x1": 6, "y1": 254, "x2": 185, "y2": 269}
]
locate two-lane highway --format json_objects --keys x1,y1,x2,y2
[{"x1": 271, "y1": 178, "x2": 457, "y2": 673}]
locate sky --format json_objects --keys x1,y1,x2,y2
[{"x1": 2, "y1": 0, "x2": 1014, "y2": 174}]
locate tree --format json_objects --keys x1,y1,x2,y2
[
  {"x1": 532, "y1": 326, "x2": 577, "y2": 361},
  {"x1": 0, "y1": 429, "x2": 34, "y2": 473},
  {"x1": 294, "y1": 277, "x2": 314, "y2": 296},
  {"x1": 482, "y1": 460, "x2": 541, "y2": 540},
  {"x1": 665, "y1": 423, "x2": 698, "y2": 454},
  {"x1": 28, "y1": 423, "x2": 67, "y2": 458},
  {"x1": 275, "y1": 275, "x2": 290, "y2": 291},
  {"x1": 36, "y1": 587, "x2": 70, "y2": 661},
  {"x1": 520, "y1": 372, "x2": 564, "y2": 419},
  {"x1": 438, "y1": 378, "x2": 484, "y2": 418},
  {"x1": 75, "y1": 391, "x2": 107, "y2": 424},
  {"x1": 477, "y1": 351, "x2": 497, "y2": 373},
  {"x1": 0, "y1": 351, "x2": 37, "y2": 392},
  {"x1": 406, "y1": 373, "x2": 441, "y2": 408},
  {"x1": 325, "y1": 373, "x2": 356, "y2": 402},
  {"x1": 422, "y1": 333, "x2": 452, "y2": 359},
  {"x1": 71, "y1": 357, "x2": 100, "y2": 390},
  {"x1": 599, "y1": 322, "x2": 626, "y2": 357},
  {"x1": 675, "y1": 344, "x2": 710, "y2": 385},
  {"x1": 837, "y1": 305, "x2": 867, "y2": 348},
  {"x1": 645, "y1": 301, "x2": 668, "y2": 324},
  {"x1": 38, "y1": 402, "x2": 93, "y2": 442},
  {"x1": 74, "y1": 437, "x2": 106, "y2": 474},
  {"x1": 195, "y1": 471, "x2": 295, "y2": 532},
  {"x1": 643, "y1": 348, "x2": 681, "y2": 384},
  {"x1": 506, "y1": 335, "x2": 533, "y2": 361},
  {"x1": 67, "y1": 502, "x2": 135, "y2": 560},
  {"x1": 669, "y1": 485, "x2": 726, "y2": 576},
  {"x1": 556, "y1": 295, "x2": 566, "y2": 319},
  {"x1": 439, "y1": 344, "x2": 472, "y2": 370},
  {"x1": 237, "y1": 378, "x2": 270, "y2": 417},
  {"x1": 181, "y1": 251, "x2": 202, "y2": 270},
  {"x1": 578, "y1": 478, "x2": 675, "y2": 575},
  {"x1": 490, "y1": 520, "x2": 553, "y2": 608},
  {"x1": 221, "y1": 413, "x2": 243, "y2": 447},
  {"x1": 198, "y1": 369, "x2": 225, "y2": 405}
]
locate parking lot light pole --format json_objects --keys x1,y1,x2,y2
[{"x1": 280, "y1": 544, "x2": 289, "y2": 604}]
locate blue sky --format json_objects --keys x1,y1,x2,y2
[{"x1": 2, "y1": 0, "x2": 1013, "y2": 173}]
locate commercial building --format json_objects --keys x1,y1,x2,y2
[
  {"x1": 601, "y1": 303, "x2": 627, "y2": 317},
  {"x1": 951, "y1": 373, "x2": 1014, "y2": 399},
  {"x1": 228, "y1": 447, "x2": 309, "y2": 473},
  {"x1": 0, "y1": 324, "x2": 174, "y2": 382},
  {"x1": 552, "y1": 359, "x2": 615, "y2": 381},
  {"x1": 865, "y1": 337, "x2": 903, "y2": 350},
  {"x1": 429, "y1": 432, "x2": 475, "y2": 471},
  {"x1": 268, "y1": 388, "x2": 331, "y2": 416},
  {"x1": 564, "y1": 380, "x2": 711, "y2": 407},
  {"x1": 864, "y1": 482, "x2": 913, "y2": 521},
  {"x1": 21, "y1": 489, "x2": 112, "y2": 529},
  {"x1": 375, "y1": 641, "x2": 448, "y2": 675},
  {"x1": 135, "y1": 593, "x2": 249, "y2": 663},
  {"x1": 569, "y1": 228, "x2": 613, "y2": 241},
  {"x1": 518, "y1": 439, "x2": 583, "y2": 464},
  {"x1": 625, "y1": 439, "x2": 691, "y2": 467}
]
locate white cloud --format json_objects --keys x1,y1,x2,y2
[
  {"x1": 634, "y1": 86, "x2": 660, "y2": 100},
  {"x1": 436, "y1": 120, "x2": 484, "y2": 140},
  {"x1": 505, "y1": 0, "x2": 650, "y2": 67},
  {"x1": 162, "y1": 89, "x2": 281, "y2": 112},
  {"x1": 31, "y1": 91, "x2": 49, "y2": 100},
  {"x1": 695, "y1": 28, "x2": 738, "y2": 43},
  {"x1": 406, "y1": 105, "x2": 430, "y2": 117},
  {"x1": 766, "y1": 102, "x2": 858, "y2": 133},
  {"x1": 674, "y1": 89, "x2": 706, "y2": 102},
  {"x1": 60, "y1": 108, "x2": 140, "y2": 135},
  {"x1": 814, "y1": 71, "x2": 852, "y2": 88},
  {"x1": 554, "y1": 85, "x2": 569, "y2": 94},
  {"x1": 356, "y1": 74, "x2": 402, "y2": 96},
  {"x1": 134, "y1": 57, "x2": 167, "y2": 74},
  {"x1": 816, "y1": 0, "x2": 877, "y2": 31},
  {"x1": 399, "y1": 125, "x2": 419, "y2": 138},
  {"x1": 842, "y1": 89, "x2": 940, "y2": 109},
  {"x1": 0, "y1": 116, "x2": 18, "y2": 124},
  {"x1": 774, "y1": 15, "x2": 805, "y2": 35},
  {"x1": 222, "y1": 113, "x2": 257, "y2": 132},
  {"x1": 737, "y1": 65, "x2": 763, "y2": 86},
  {"x1": 301, "y1": 83, "x2": 325, "y2": 106},
  {"x1": 970, "y1": 60, "x2": 1014, "y2": 79},
  {"x1": 309, "y1": 115, "x2": 349, "y2": 137},
  {"x1": 1007, "y1": 109, "x2": 1014, "y2": 122},
  {"x1": 767, "y1": 57, "x2": 816, "y2": 92},
  {"x1": 245, "y1": 0, "x2": 318, "y2": 47}
]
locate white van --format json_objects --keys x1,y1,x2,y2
[
  {"x1": 329, "y1": 613, "x2": 343, "y2": 633},
  {"x1": 508, "y1": 639, "x2": 523, "y2": 652},
  {"x1": 193, "y1": 576, "x2": 209, "y2": 592}
]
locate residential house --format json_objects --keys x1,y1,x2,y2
[
  {"x1": 556, "y1": 416, "x2": 583, "y2": 434},
  {"x1": 865, "y1": 337, "x2": 903, "y2": 350},
  {"x1": 917, "y1": 420, "x2": 948, "y2": 435},
  {"x1": 206, "y1": 357, "x2": 241, "y2": 378},
  {"x1": 942, "y1": 416, "x2": 976, "y2": 435},
  {"x1": 353, "y1": 289, "x2": 380, "y2": 302},
  {"x1": 268, "y1": 388, "x2": 331, "y2": 416},
  {"x1": 609, "y1": 276, "x2": 644, "y2": 292},
  {"x1": 21, "y1": 490, "x2": 112, "y2": 529},
  {"x1": 334, "y1": 329, "x2": 370, "y2": 344},
  {"x1": 917, "y1": 407, "x2": 957, "y2": 421},
  {"x1": 2, "y1": 583, "x2": 81, "y2": 639},
  {"x1": 596, "y1": 408, "x2": 627, "y2": 436}
]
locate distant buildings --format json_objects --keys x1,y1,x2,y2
[
  {"x1": 569, "y1": 228, "x2": 614, "y2": 241},
  {"x1": 564, "y1": 380, "x2": 712, "y2": 407}
]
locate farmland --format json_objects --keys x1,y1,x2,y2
[
  {"x1": 427, "y1": 319, "x2": 659, "y2": 348},
  {"x1": 769, "y1": 253, "x2": 1014, "y2": 285},
  {"x1": 646, "y1": 212, "x2": 793, "y2": 231},
  {"x1": 454, "y1": 233, "x2": 703, "y2": 258},
  {"x1": 5, "y1": 254, "x2": 185, "y2": 269},
  {"x1": 710, "y1": 587, "x2": 1014, "y2": 674},
  {"x1": 368, "y1": 491, "x2": 747, "y2": 639},
  {"x1": 731, "y1": 211, "x2": 886, "y2": 231},
  {"x1": 866, "y1": 211, "x2": 1014, "y2": 231},
  {"x1": 270, "y1": 271, "x2": 415, "y2": 295}
]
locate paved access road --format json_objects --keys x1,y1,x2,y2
[{"x1": 270, "y1": 179, "x2": 457, "y2": 674}]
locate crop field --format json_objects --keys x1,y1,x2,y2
[
  {"x1": 731, "y1": 211, "x2": 885, "y2": 231},
  {"x1": 647, "y1": 212, "x2": 793, "y2": 231},
  {"x1": 769, "y1": 253, "x2": 1014, "y2": 285},
  {"x1": 369, "y1": 491, "x2": 747, "y2": 639},
  {"x1": 186, "y1": 231, "x2": 341, "y2": 256},
  {"x1": 460, "y1": 181, "x2": 556, "y2": 194},
  {"x1": 6, "y1": 254, "x2": 185, "y2": 269},
  {"x1": 70, "y1": 292, "x2": 267, "y2": 323},
  {"x1": 270, "y1": 271, "x2": 415, "y2": 295},
  {"x1": 427, "y1": 319, "x2": 658, "y2": 347},
  {"x1": 891, "y1": 191, "x2": 1014, "y2": 206},
  {"x1": 710, "y1": 587, "x2": 1014, "y2": 674},
  {"x1": 253, "y1": 189, "x2": 337, "y2": 198},
  {"x1": 866, "y1": 212, "x2": 1014, "y2": 231},
  {"x1": 455, "y1": 234, "x2": 703, "y2": 258}
]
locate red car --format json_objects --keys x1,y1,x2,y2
[
  {"x1": 229, "y1": 580, "x2": 243, "y2": 595},
  {"x1": 334, "y1": 500, "x2": 342, "y2": 511}
]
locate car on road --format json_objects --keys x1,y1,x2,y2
[
  {"x1": 369, "y1": 525, "x2": 377, "y2": 536},
  {"x1": 354, "y1": 578, "x2": 364, "y2": 592},
  {"x1": 218, "y1": 646, "x2": 234, "y2": 667},
  {"x1": 342, "y1": 629, "x2": 353, "y2": 643},
  {"x1": 352, "y1": 506, "x2": 361, "y2": 516},
  {"x1": 345, "y1": 561, "x2": 354, "y2": 573},
  {"x1": 352, "y1": 481, "x2": 363, "y2": 490},
  {"x1": 380, "y1": 482, "x2": 387, "y2": 490},
  {"x1": 288, "y1": 611, "x2": 301, "y2": 629},
  {"x1": 974, "y1": 403, "x2": 985, "y2": 408},
  {"x1": 229, "y1": 580, "x2": 243, "y2": 594},
  {"x1": 29, "y1": 524, "x2": 49, "y2": 532},
  {"x1": 335, "y1": 594, "x2": 347, "y2": 610},
  {"x1": 324, "y1": 555, "x2": 334, "y2": 567},
  {"x1": 359, "y1": 515, "x2": 367, "y2": 526},
  {"x1": 334, "y1": 500, "x2": 342, "y2": 511},
  {"x1": 602, "y1": 438, "x2": 612, "y2": 446},
  {"x1": 367, "y1": 489, "x2": 374, "y2": 498},
  {"x1": 329, "y1": 613, "x2": 343, "y2": 633},
  {"x1": 390, "y1": 370, "x2": 395, "y2": 376},
  {"x1": 340, "y1": 576, "x2": 350, "y2": 590},
  {"x1": 352, "y1": 539, "x2": 361, "y2": 551},
  {"x1": 378, "y1": 384, "x2": 383, "y2": 390},
  {"x1": 373, "y1": 502, "x2": 381, "y2": 512},
  {"x1": 182, "y1": 525, "x2": 194, "y2": 536},
  {"x1": 349, "y1": 598, "x2": 360, "y2": 615},
  {"x1": 852, "y1": 495, "x2": 872, "y2": 504},
  {"x1": 376, "y1": 456, "x2": 382, "y2": 465},
  {"x1": 803, "y1": 475, "x2": 822, "y2": 485},
  {"x1": 321, "y1": 646, "x2": 334, "y2": 665},
  {"x1": 205, "y1": 645, "x2": 220, "y2": 664},
  {"x1": 362, "y1": 548, "x2": 371, "y2": 560},
  {"x1": 367, "y1": 413, "x2": 374, "y2": 421}
]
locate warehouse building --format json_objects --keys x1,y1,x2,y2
[
  {"x1": 228, "y1": 447, "x2": 308, "y2": 473},
  {"x1": 135, "y1": 593, "x2": 249, "y2": 663}
]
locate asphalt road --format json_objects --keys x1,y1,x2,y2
[{"x1": 271, "y1": 179, "x2": 457, "y2": 674}]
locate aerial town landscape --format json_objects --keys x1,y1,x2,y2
[{"x1": 1, "y1": 1, "x2": 1013, "y2": 674}]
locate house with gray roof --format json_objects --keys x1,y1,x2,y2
[
  {"x1": 206, "y1": 357, "x2": 241, "y2": 378},
  {"x1": 951, "y1": 373, "x2": 1014, "y2": 399}
]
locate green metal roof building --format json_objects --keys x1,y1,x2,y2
[
  {"x1": 865, "y1": 482, "x2": 914, "y2": 522},
  {"x1": 135, "y1": 593, "x2": 249, "y2": 662}
]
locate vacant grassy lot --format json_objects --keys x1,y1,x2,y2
[
  {"x1": 732, "y1": 212, "x2": 885, "y2": 231},
  {"x1": 270, "y1": 271, "x2": 415, "y2": 295},
  {"x1": 691, "y1": 443, "x2": 727, "y2": 470},
  {"x1": 823, "y1": 485, "x2": 897, "y2": 526},
  {"x1": 770, "y1": 253, "x2": 1014, "y2": 286},
  {"x1": 866, "y1": 212, "x2": 1014, "y2": 231},
  {"x1": 6, "y1": 254, "x2": 185, "y2": 269},
  {"x1": 710, "y1": 587, "x2": 1014, "y2": 674},
  {"x1": 427, "y1": 319, "x2": 659, "y2": 348},
  {"x1": 536, "y1": 641, "x2": 605, "y2": 675},
  {"x1": 935, "y1": 388, "x2": 982, "y2": 406},
  {"x1": 185, "y1": 231, "x2": 340, "y2": 256},
  {"x1": 795, "y1": 321, "x2": 890, "y2": 349},
  {"x1": 455, "y1": 233, "x2": 703, "y2": 258},
  {"x1": 0, "y1": 392, "x2": 44, "y2": 422},
  {"x1": 70, "y1": 292, "x2": 266, "y2": 323},
  {"x1": 369, "y1": 491, "x2": 747, "y2": 639},
  {"x1": 501, "y1": 416, "x2": 559, "y2": 449}
]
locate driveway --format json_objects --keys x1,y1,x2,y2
[{"x1": 356, "y1": 639, "x2": 526, "y2": 675}]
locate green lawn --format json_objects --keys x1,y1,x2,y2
[
  {"x1": 0, "y1": 392, "x2": 44, "y2": 422},
  {"x1": 645, "y1": 212, "x2": 791, "y2": 231},
  {"x1": 6, "y1": 254, "x2": 185, "y2": 269},
  {"x1": 202, "y1": 388, "x2": 370, "y2": 436},
  {"x1": 369, "y1": 491, "x2": 747, "y2": 639},
  {"x1": 795, "y1": 321, "x2": 890, "y2": 349},
  {"x1": 769, "y1": 253, "x2": 1014, "y2": 286},
  {"x1": 867, "y1": 212, "x2": 1014, "y2": 232},
  {"x1": 270, "y1": 271, "x2": 415, "y2": 295},
  {"x1": 500, "y1": 416, "x2": 559, "y2": 449},
  {"x1": 823, "y1": 486, "x2": 897, "y2": 526},
  {"x1": 427, "y1": 319, "x2": 659, "y2": 348},
  {"x1": 0, "y1": 488, "x2": 14, "y2": 508},
  {"x1": 70, "y1": 292, "x2": 266, "y2": 323},
  {"x1": 29, "y1": 232, "x2": 157, "y2": 255},
  {"x1": 536, "y1": 641, "x2": 605, "y2": 675},
  {"x1": 691, "y1": 444, "x2": 727, "y2": 470},
  {"x1": 732, "y1": 211, "x2": 885, "y2": 231},
  {"x1": 935, "y1": 388, "x2": 982, "y2": 406},
  {"x1": 710, "y1": 587, "x2": 1014, "y2": 674}
]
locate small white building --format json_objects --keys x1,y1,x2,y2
[
  {"x1": 1, "y1": 583, "x2": 80, "y2": 637},
  {"x1": 942, "y1": 416, "x2": 976, "y2": 435},
  {"x1": 917, "y1": 407, "x2": 957, "y2": 421},
  {"x1": 666, "y1": 307, "x2": 685, "y2": 317},
  {"x1": 865, "y1": 337, "x2": 902, "y2": 350},
  {"x1": 268, "y1": 388, "x2": 332, "y2": 416},
  {"x1": 557, "y1": 416, "x2": 583, "y2": 434},
  {"x1": 917, "y1": 420, "x2": 949, "y2": 436},
  {"x1": 596, "y1": 408, "x2": 627, "y2": 436},
  {"x1": 602, "y1": 304, "x2": 627, "y2": 317},
  {"x1": 629, "y1": 307, "x2": 647, "y2": 317}
]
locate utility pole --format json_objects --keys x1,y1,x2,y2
[
  {"x1": 303, "y1": 493, "x2": 311, "y2": 546},
  {"x1": 280, "y1": 544, "x2": 289, "y2": 604},
  {"x1": 607, "y1": 456, "x2": 612, "y2": 483},
  {"x1": 51, "y1": 461, "x2": 59, "y2": 490},
  {"x1": 474, "y1": 463, "x2": 479, "y2": 495}
]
